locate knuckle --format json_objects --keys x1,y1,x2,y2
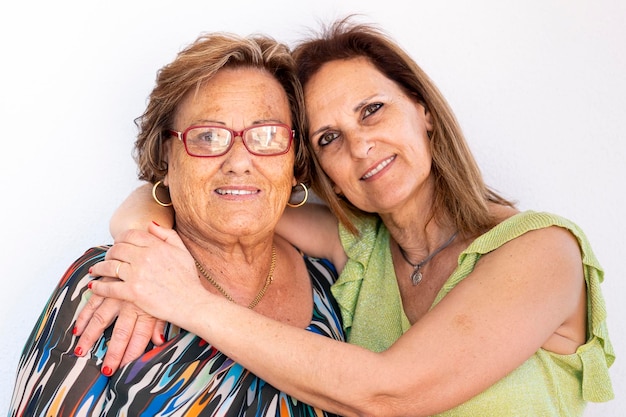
[
  {"x1": 104, "y1": 346, "x2": 124, "y2": 362},
  {"x1": 84, "y1": 294, "x2": 103, "y2": 310},
  {"x1": 91, "y1": 310, "x2": 111, "y2": 328},
  {"x1": 111, "y1": 324, "x2": 132, "y2": 340}
]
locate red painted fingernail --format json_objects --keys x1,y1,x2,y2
[
  {"x1": 160, "y1": 334, "x2": 166, "y2": 343},
  {"x1": 88, "y1": 281, "x2": 93, "y2": 289},
  {"x1": 72, "y1": 326, "x2": 78, "y2": 335},
  {"x1": 102, "y1": 366, "x2": 113, "y2": 377},
  {"x1": 89, "y1": 267, "x2": 93, "y2": 274},
  {"x1": 152, "y1": 220, "x2": 160, "y2": 226},
  {"x1": 74, "y1": 346, "x2": 83, "y2": 356}
]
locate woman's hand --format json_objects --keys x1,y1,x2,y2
[
  {"x1": 88, "y1": 223, "x2": 205, "y2": 342},
  {"x1": 73, "y1": 285, "x2": 166, "y2": 375}
]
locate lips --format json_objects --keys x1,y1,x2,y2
[
  {"x1": 215, "y1": 188, "x2": 259, "y2": 196},
  {"x1": 361, "y1": 155, "x2": 396, "y2": 180}
]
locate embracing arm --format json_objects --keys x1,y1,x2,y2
[
  {"x1": 76, "y1": 186, "x2": 346, "y2": 375},
  {"x1": 109, "y1": 182, "x2": 175, "y2": 239},
  {"x1": 276, "y1": 203, "x2": 347, "y2": 270},
  {"x1": 110, "y1": 184, "x2": 346, "y2": 267},
  {"x1": 111, "y1": 184, "x2": 345, "y2": 268},
  {"x1": 90, "y1": 224, "x2": 587, "y2": 416}
]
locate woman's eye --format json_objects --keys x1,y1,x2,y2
[
  {"x1": 363, "y1": 102, "x2": 383, "y2": 118},
  {"x1": 198, "y1": 132, "x2": 217, "y2": 143},
  {"x1": 318, "y1": 131, "x2": 340, "y2": 147}
]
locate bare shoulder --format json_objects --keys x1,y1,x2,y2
[
  {"x1": 476, "y1": 213, "x2": 584, "y2": 303},
  {"x1": 486, "y1": 204, "x2": 582, "y2": 261},
  {"x1": 484, "y1": 212, "x2": 587, "y2": 353}
]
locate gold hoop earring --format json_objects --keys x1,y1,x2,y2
[
  {"x1": 287, "y1": 183, "x2": 309, "y2": 208},
  {"x1": 152, "y1": 180, "x2": 173, "y2": 207}
]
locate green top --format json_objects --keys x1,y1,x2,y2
[{"x1": 333, "y1": 210, "x2": 614, "y2": 416}]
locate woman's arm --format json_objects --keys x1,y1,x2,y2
[
  {"x1": 89, "y1": 224, "x2": 587, "y2": 416},
  {"x1": 109, "y1": 182, "x2": 175, "y2": 239},
  {"x1": 76, "y1": 186, "x2": 347, "y2": 375},
  {"x1": 277, "y1": 203, "x2": 347, "y2": 270},
  {"x1": 112, "y1": 184, "x2": 346, "y2": 267}
]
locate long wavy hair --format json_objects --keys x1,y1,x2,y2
[{"x1": 293, "y1": 17, "x2": 515, "y2": 235}]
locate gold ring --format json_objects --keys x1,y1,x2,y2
[{"x1": 115, "y1": 261, "x2": 122, "y2": 278}]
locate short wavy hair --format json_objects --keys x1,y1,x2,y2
[{"x1": 134, "y1": 32, "x2": 309, "y2": 186}]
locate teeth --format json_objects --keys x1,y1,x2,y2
[
  {"x1": 216, "y1": 189, "x2": 257, "y2": 195},
  {"x1": 362, "y1": 156, "x2": 395, "y2": 179}
]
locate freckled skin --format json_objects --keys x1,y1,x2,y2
[{"x1": 164, "y1": 67, "x2": 296, "y2": 245}]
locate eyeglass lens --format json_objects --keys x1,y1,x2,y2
[{"x1": 185, "y1": 125, "x2": 290, "y2": 156}]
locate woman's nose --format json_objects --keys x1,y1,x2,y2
[
  {"x1": 221, "y1": 136, "x2": 252, "y2": 173},
  {"x1": 347, "y1": 133, "x2": 374, "y2": 159}
]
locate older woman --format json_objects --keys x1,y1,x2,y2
[
  {"x1": 8, "y1": 32, "x2": 344, "y2": 417},
  {"x1": 82, "y1": 18, "x2": 613, "y2": 417}
]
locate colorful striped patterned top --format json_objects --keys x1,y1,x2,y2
[{"x1": 10, "y1": 246, "x2": 344, "y2": 417}]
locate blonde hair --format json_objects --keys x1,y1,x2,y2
[
  {"x1": 293, "y1": 17, "x2": 515, "y2": 235},
  {"x1": 134, "y1": 32, "x2": 309, "y2": 185}
]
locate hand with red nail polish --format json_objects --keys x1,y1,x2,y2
[{"x1": 74, "y1": 284, "x2": 167, "y2": 375}]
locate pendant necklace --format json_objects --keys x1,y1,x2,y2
[
  {"x1": 193, "y1": 245, "x2": 276, "y2": 309},
  {"x1": 399, "y1": 232, "x2": 458, "y2": 285}
]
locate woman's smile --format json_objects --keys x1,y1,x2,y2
[
  {"x1": 215, "y1": 186, "x2": 260, "y2": 198},
  {"x1": 361, "y1": 155, "x2": 396, "y2": 180}
]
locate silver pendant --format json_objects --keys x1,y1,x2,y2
[{"x1": 411, "y1": 267, "x2": 423, "y2": 285}]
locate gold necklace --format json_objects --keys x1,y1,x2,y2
[
  {"x1": 399, "y1": 232, "x2": 458, "y2": 286},
  {"x1": 193, "y1": 245, "x2": 276, "y2": 309}
]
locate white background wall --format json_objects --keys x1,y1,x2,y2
[{"x1": 1, "y1": 0, "x2": 623, "y2": 415}]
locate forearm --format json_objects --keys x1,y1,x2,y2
[
  {"x1": 88, "y1": 228, "x2": 473, "y2": 416},
  {"x1": 180, "y1": 295, "x2": 420, "y2": 417},
  {"x1": 87, "y1": 269, "x2": 523, "y2": 417}
]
